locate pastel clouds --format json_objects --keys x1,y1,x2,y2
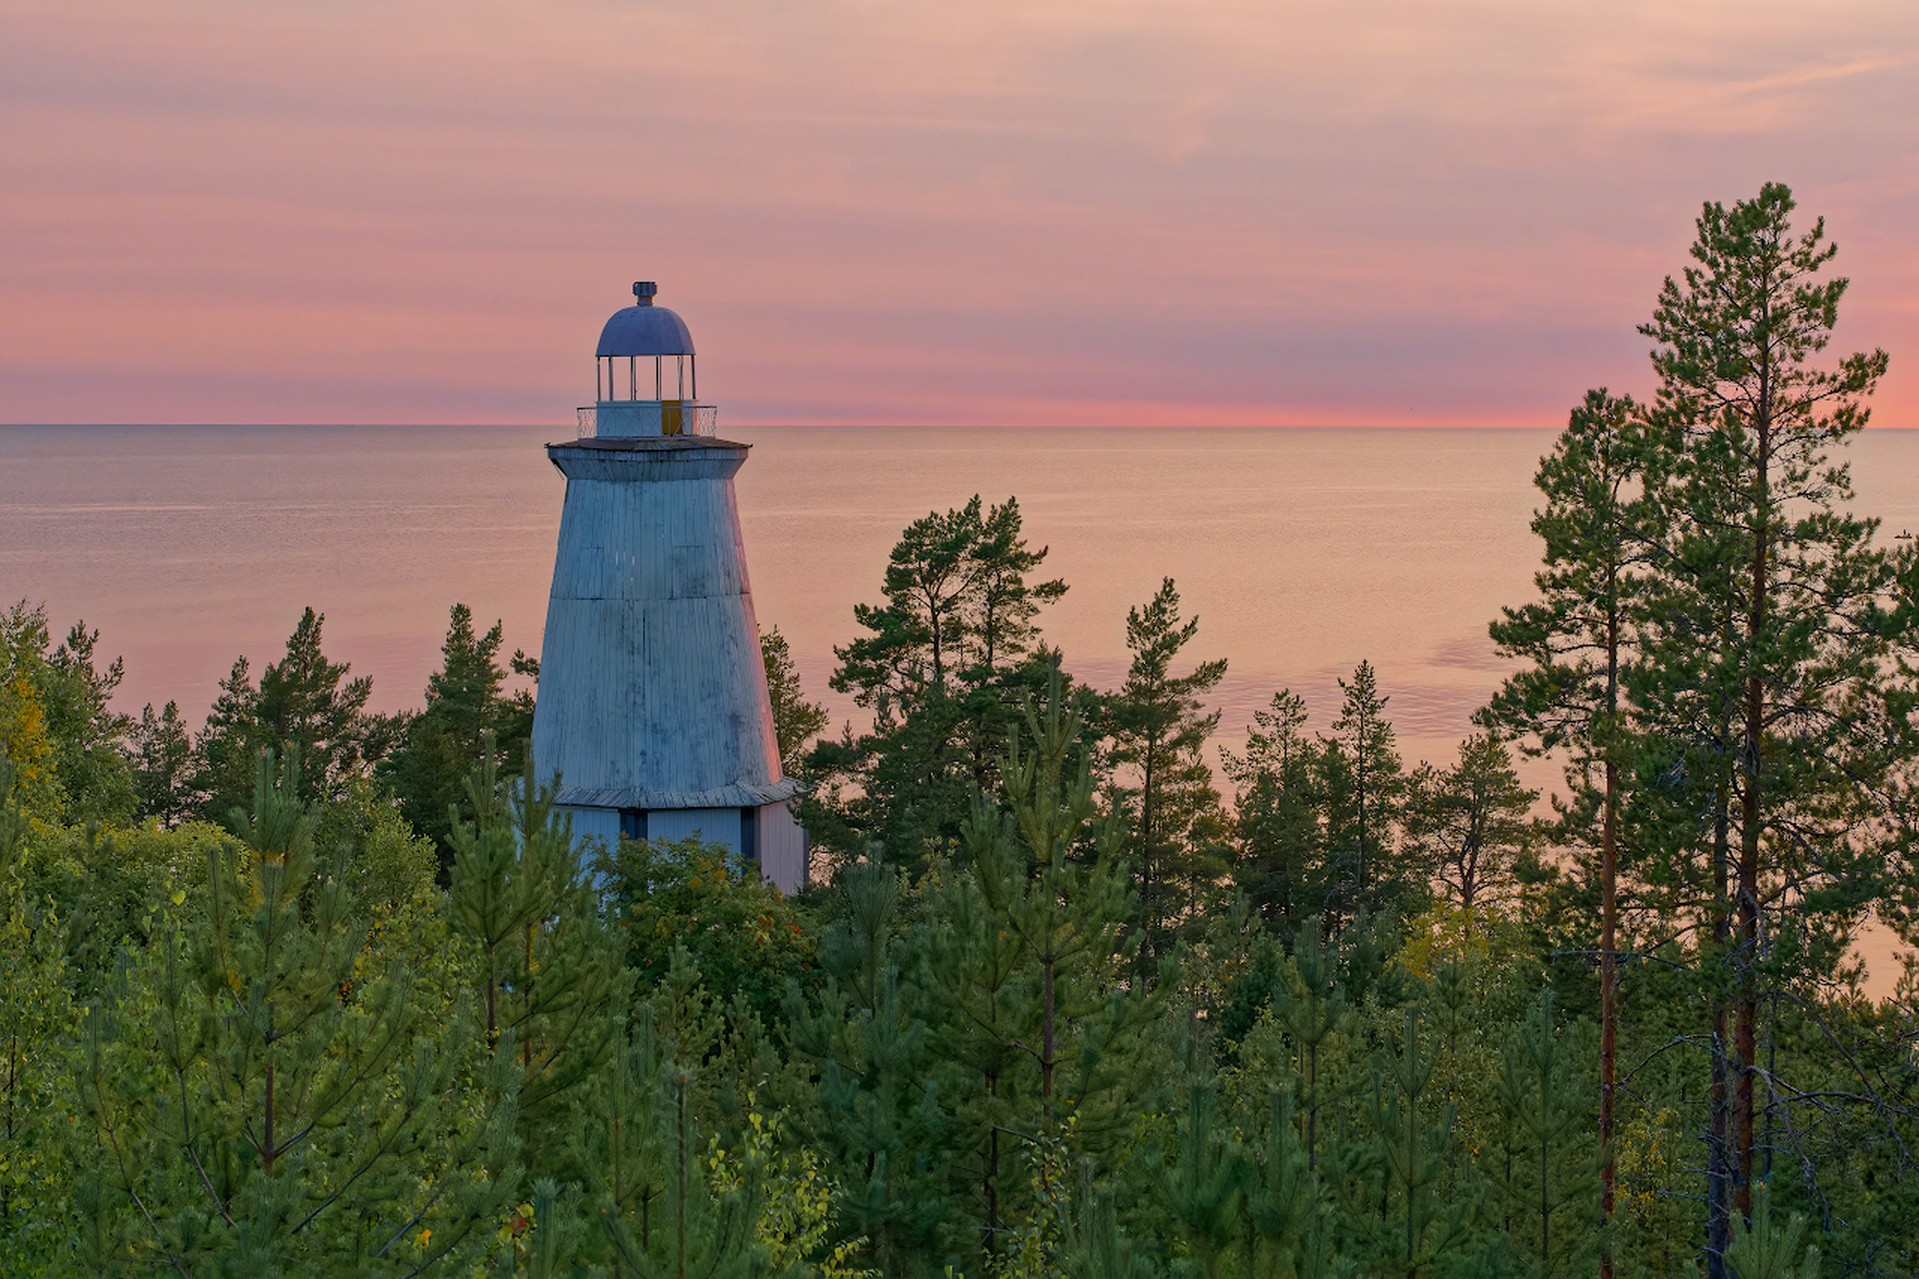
[{"x1": 2, "y1": 0, "x2": 1915, "y2": 426}]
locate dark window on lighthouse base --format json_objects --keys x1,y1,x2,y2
[
  {"x1": 739, "y1": 806, "x2": 758, "y2": 865},
  {"x1": 619, "y1": 809, "x2": 647, "y2": 842}
]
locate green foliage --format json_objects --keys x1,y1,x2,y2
[
  {"x1": 254, "y1": 607, "x2": 383, "y2": 795},
  {"x1": 10, "y1": 181, "x2": 1919, "y2": 1275},
  {"x1": 2, "y1": 601, "x2": 136, "y2": 826},
  {"x1": 1362, "y1": 1007, "x2": 1475, "y2": 1276},
  {"x1": 312, "y1": 779, "x2": 441, "y2": 918},
  {"x1": 77, "y1": 751, "x2": 518, "y2": 1274},
  {"x1": 1487, "y1": 180, "x2": 1919, "y2": 1272},
  {"x1": 191, "y1": 653, "x2": 267, "y2": 826},
  {"x1": 1224, "y1": 689, "x2": 1328, "y2": 936},
  {"x1": 1320, "y1": 659, "x2": 1408, "y2": 926},
  {"x1": 808, "y1": 495, "x2": 1068, "y2": 869},
  {"x1": 20, "y1": 819, "x2": 244, "y2": 992},
  {"x1": 785, "y1": 857, "x2": 951, "y2": 1272},
  {"x1": 0, "y1": 759, "x2": 82, "y2": 1269},
  {"x1": 131, "y1": 698, "x2": 197, "y2": 826},
  {"x1": 1632, "y1": 184, "x2": 1910, "y2": 1246},
  {"x1": 1402, "y1": 734, "x2": 1536, "y2": 926},
  {"x1": 447, "y1": 747, "x2": 624, "y2": 1143},
  {"x1": 764, "y1": 625, "x2": 830, "y2": 781},
  {"x1": 1106, "y1": 576, "x2": 1228, "y2": 963},
  {"x1": 1485, "y1": 992, "x2": 1599, "y2": 1278},
  {"x1": 382, "y1": 603, "x2": 536, "y2": 862},
  {"x1": 1722, "y1": 1185, "x2": 1821, "y2": 1279},
  {"x1": 601, "y1": 834, "x2": 813, "y2": 1033},
  {"x1": 606, "y1": 1063, "x2": 762, "y2": 1278},
  {"x1": 191, "y1": 607, "x2": 393, "y2": 823}
]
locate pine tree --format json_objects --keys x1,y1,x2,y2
[
  {"x1": 1106, "y1": 577, "x2": 1227, "y2": 964},
  {"x1": 1402, "y1": 734, "x2": 1536, "y2": 929},
  {"x1": 1056, "y1": 1182, "x2": 1163, "y2": 1279},
  {"x1": 1159, "y1": 1026, "x2": 1246, "y2": 1279},
  {"x1": 919, "y1": 843, "x2": 1031, "y2": 1260},
  {"x1": 191, "y1": 654, "x2": 265, "y2": 824},
  {"x1": 131, "y1": 700, "x2": 197, "y2": 826},
  {"x1": 784, "y1": 860, "x2": 949, "y2": 1271},
  {"x1": 1722, "y1": 1183, "x2": 1822, "y2": 1279},
  {"x1": 810, "y1": 496, "x2": 1066, "y2": 868},
  {"x1": 603, "y1": 1063, "x2": 766, "y2": 1279},
  {"x1": 1320, "y1": 661, "x2": 1406, "y2": 924},
  {"x1": 77, "y1": 750, "x2": 517, "y2": 1273},
  {"x1": 383, "y1": 603, "x2": 534, "y2": 861},
  {"x1": 1630, "y1": 183, "x2": 1907, "y2": 1261},
  {"x1": 0, "y1": 603, "x2": 136, "y2": 825},
  {"x1": 1487, "y1": 992, "x2": 1599, "y2": 1278},
  {"x1": 980, "y1": 680, "x2": 1158, "y2": 1129},
  {"x1": 0, "y1": 759, "x2": 81, "y2": 1268},
  {"x1": 763, "y1": 625, "x2": 829, "y2": 781},
  {"x1": 924, "y1": 675, "x2": 1151, "y2": 1267},
  {"x1": 572, "y1": 997, "x2": 769, "y2": 1279},
  {"x1": 1484, "y1": 386, "x2": 1656, "y2": 1271},
  {"x1": 1364, "y1": 1008, "x2": 1473, "y2": 1277},
  {"x1": 1272, "y1": 917, "x2": 1349, "y2": 1176},
  {"x1": 572, "y1": 1000, "x2": 674, "y2": 1273},
  {"x1": 1243, "y1": 1090, "x2": 1336, "y2": 1278},
  {"x1": 42, "y1": 618, "x2": 136, "y2": 825},
  {"x1": 1224, "y1": 689, "x2": 1329, "y2": 933},
  {"x1": 959, "y1": 497, "x2": 1069, "y2": 789},
  {"x1": 446, "y1": 746, "x2": 624, "y2": 1148},
  {"x1": 255, "y1": 606, "x2": 380, "y2": 798}
]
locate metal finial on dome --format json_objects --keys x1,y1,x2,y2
[{"x1": 598, "y1": 281, "x2": 693, "y2": 357}]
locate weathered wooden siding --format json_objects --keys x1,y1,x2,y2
[
  {"x1": 532, "y1": 436, "x2": 800, "y2": 886},
  {"x1": 564, "y1": 805, "x2": 623, "y2": 859},
  {"x1": 756, "y1": 800, "x2": 808, "y2": 893}
]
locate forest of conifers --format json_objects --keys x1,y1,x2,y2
[{"x1": 4, "y1": 183, "x2": 1918, "y2": 1278}]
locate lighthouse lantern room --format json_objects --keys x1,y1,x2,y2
[{"x1": 531, "y1": 281, "x2": 807, "y2": 890}]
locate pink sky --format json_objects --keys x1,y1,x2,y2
[{"x1": 4, "y1": 0, "x2": 1916, "y2": 427}]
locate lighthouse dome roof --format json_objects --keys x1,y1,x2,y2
[{"x1": 596, "y1": 281, "x2": 696, "y2": 357}]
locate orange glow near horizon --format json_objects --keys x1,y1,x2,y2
[{"x1": 3, "y1": 0, "x2": 1917, "y2": 428}]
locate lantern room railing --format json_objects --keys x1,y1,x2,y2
[{"x1": 576, "y1": 403, "x2": 718, "y2": 439}]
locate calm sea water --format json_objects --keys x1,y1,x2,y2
[{"x1": 6, "y1": 424, "x2": 1919, "y2": 776}]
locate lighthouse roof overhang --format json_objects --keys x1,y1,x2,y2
[
  {"x1": 556, "y1": 778, "x2": 804, "y2": 812},
  {"x1": 596, "y1": 305, "x2": 696, "y2": 357}
]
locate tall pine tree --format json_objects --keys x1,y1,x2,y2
[
  {"x1": 1484, "y1": 386, "x2": 1655, "y2": 1271},
  {"x1": 1106, "y1": 577, "x2": 1227, "y2": 964},
  {"x1": 1631, "y1": 183, "x2": 1907, "y2": 1263}
]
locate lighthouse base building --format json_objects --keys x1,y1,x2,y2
[{"x1": 531, "y1": 283, "x2": 807, "y2": 891}]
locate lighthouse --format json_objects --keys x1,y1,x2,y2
[{"x1": 531, "y1": 281, "x2": 807, "y2": 891}]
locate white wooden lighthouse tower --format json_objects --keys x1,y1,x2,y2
[{"x1": 531, "y1": 281, "x2": 807, "y2": 890}]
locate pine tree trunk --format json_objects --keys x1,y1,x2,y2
[
  {"x1": 984, "y1": 1071, "x2": 1000, "y2": 1258},
  {"x1": 1600, "y1": 590, "x2": 1620, "y2": 1279},
  {"x1": 1355, "y1": 744, "x2": 1369, "y2": 898},
  {"x1": 1041, "y1": 957, "x2": 1057, "y2": 1127},
  {"x1": 1599, "y1": 755, "x2": 1617, "y2": 1279},
  {"x1": 1706, "y1": 781, "x2": 1734, "y2": 1279},
  {"x1": 1734, "y1": 405, "x2": 1773, "y2": 1223},
  {"x1": 1141, "y1": 739, "x2": 1158, "y2": 960}
]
